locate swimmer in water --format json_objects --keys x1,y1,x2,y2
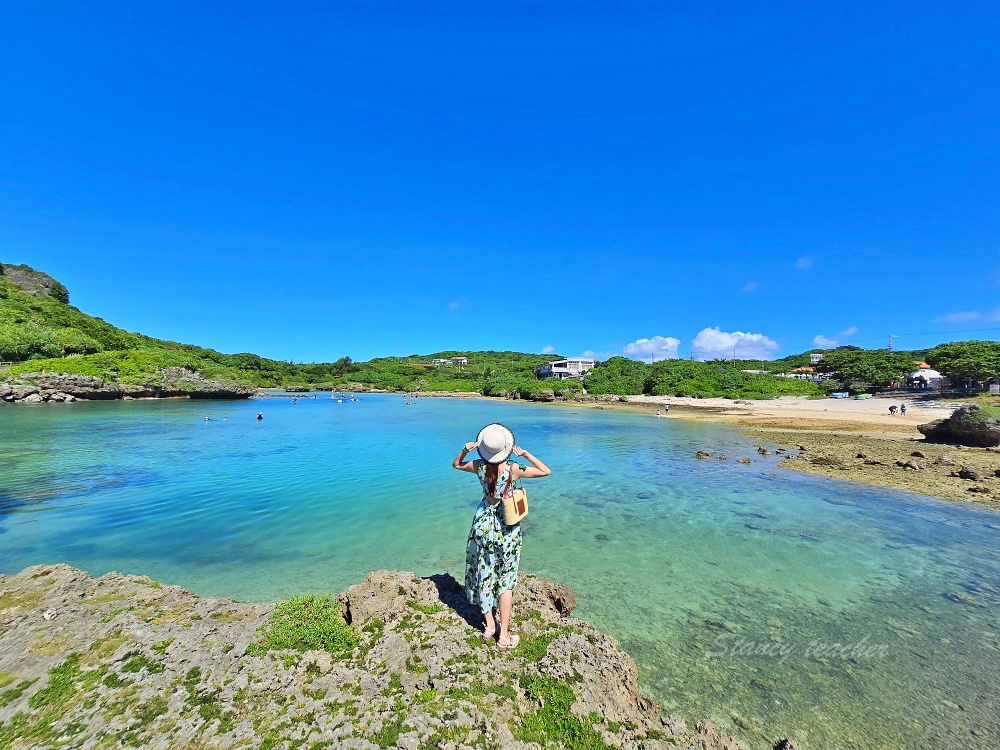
[{"x1": 257, "y1": 412, "x2": 264, "y2": 421}]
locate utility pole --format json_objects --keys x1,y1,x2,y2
[
  {"x1": 733, "y1": 346, "x2": 737, "y2": 367},
  {"x1": 888, "y1": 334, "x2": 897, "y2": 352},
  {"x1": 621, "y1": 341, "x2": 625, "y2": 357}
]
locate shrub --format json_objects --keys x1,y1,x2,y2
[
  {"x1": 48, "y1": 280, "x2": 69, "y2": 304},
  {"x1": 246, "y1": 595, "x2": 359, "y2": 656}
]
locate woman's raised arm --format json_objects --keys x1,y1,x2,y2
[
  {"x1": 452, "y1": 441, "x2": 480, "y2": 473},
  {"x1": 511, "y1": 446, "x2": 551, "y2": 478}
]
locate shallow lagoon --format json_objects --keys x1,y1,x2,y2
[{"x1": 2, "y1": 395, "x2": 998, "y2": 748}]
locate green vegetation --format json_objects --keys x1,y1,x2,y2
[
  {"x1": 583, "y1": 357, "x2": 823, "y2": 399},
  {"x1": 6, "y1": 261, "x2": 1000, "y2": 398},
  {"x1": 957, "y1": 404, "x2": 1000, "y2": 425},
  {"x1": 517, "y1": 629, "x2": 567, "y2": 663},
  {"x1": 406, "y1": 601, "x2": 444, "y2": 615},
  {"x1": 48, "y1": 280, "x2": 69, "y2": 305},
  {"x1": 0, "y1": 679, "x2": 36, "y2": 708},
  {"x1": 815, "y1": 348, "x2": 915, "y2": 391},
  {"x1": 120, "y1": 651, "x2": 165, "y2": 675},
  {"x1": 927, "y1": 340, "x2": 1000, "y2": 384},
  {"x1": 516, "y1": 674, "x2": 612, "y2": 750},
  {"x1": 246, "y1": 595, "x2": 359, "y2": 656},
  {"x1": 28, "y1": 654, "x2": 101, "y2": 709}
]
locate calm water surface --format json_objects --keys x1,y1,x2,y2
[{"x1": 1, "y1": 395, "x2": 998, "y2": 749}]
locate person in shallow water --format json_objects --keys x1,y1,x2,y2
[{"x1": 452, "y1": 423, "x2": 551, "y2": 650}]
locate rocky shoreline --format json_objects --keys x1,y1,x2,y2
[
  {"x1": 748, "y1": 428, "x2": 1000, "y2": 511},
  {"x1": 1, "y1": 368, "x2": 255, "y2": 404},
  {"x1": 0, "y1": 565, "x2": 800, "y2": 750}
]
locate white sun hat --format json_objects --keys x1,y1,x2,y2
[{"x1": 476, "y1": 423, "x2": 515, "y2": 464}]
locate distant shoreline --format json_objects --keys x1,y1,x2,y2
[{"x1": 375, "y1": 389, "x2": 998, "y2": 511}]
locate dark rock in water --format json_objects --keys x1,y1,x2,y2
[
  {"x1": 595, "y1": 533, "x2": 611, "y2": 542},
  {"x1": 695, "y1": 450, "x2": 713, "y2": 459},
  {"x1": 952, "y1": 466, "x2": 982, "y2": 481},
  {"x1": 919, "y1": 405, "x2": 1000, "y2": 447},
  {"x1": 911, "y1": 450, "x2": 926, "y2": 458},
  {"x1": 717, "y1": 455, "x2": 728, "y2": 460},
  {"x1": 737, "y1": 457, "x2": 752, "y2": 465},
  {"x1": 636, "y1": 491, "x2": 654, "y2": 499}
]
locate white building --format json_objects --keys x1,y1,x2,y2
[
  {"x1": 908, "y1": 368, "x2": 948, "y2": 389},
  {"x1": 431, "y1": 359, "x2": 448, "y2": 366},
  {"x1": 810, "y1": 353, "x2": 825, "y2": 365},
  {"x1": 538, "y1": 358, "x2": 597, "y2": 380}
]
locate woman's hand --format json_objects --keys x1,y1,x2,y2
[
  {"x1": 511, "y1": 446, "x2": 551, "y2": 477},
  {"x1": 453, "y1": 442, "x2": 480, "y2": 472}
]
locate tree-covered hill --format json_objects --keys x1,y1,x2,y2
[
  {"x1": 0, "y1": 262, "x2": 557, "y2": 392},
  {"x1": 4, "y1": 261, "x2": 998, "y2": 397}
]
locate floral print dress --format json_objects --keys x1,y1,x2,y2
[{"x1": 465, "y1": 460, "x2": 523, "y2": 613}]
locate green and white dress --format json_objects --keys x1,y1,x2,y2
[{"x1": 465, "y1": 460, "x2": 523, "y2": 613}]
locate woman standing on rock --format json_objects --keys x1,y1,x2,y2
[{"x1": 452, "y1": 423, "x2": 551, "y2": 650}]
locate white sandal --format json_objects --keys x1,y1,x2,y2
[{"x1": 497, "y1": 633, "x2": 520, "y2": 650}]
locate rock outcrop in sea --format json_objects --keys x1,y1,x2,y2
[
  {"x1": 0, "y1": 565, "x2": 785, "y2": 749},
  {"x1": 1, "y1": 367, "x2": 254, "y2": 403},
  {"x1": 919, "y1": 404, "x2": 1000, "y2": 447}
]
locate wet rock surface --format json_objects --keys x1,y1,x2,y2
[
  {"x1": 0, "y1": 565, "x2": 755, "y2": 750},
  {"x1": 749, "y1": 428, "x2": 1000, "y2": 510}
]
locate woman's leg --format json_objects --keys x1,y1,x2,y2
[
  {"x1": 483, "y1": 608, "x2": 496, "y2": 632},
  {"x1": 497, "y1": 589, "x2": 513, "y2": 639}
]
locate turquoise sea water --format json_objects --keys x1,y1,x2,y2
[{"x1": 1, "y1": 395, "x2": 998, "y2": 749}]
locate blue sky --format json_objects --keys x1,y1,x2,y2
[{"x1": 2, "y1": 2, "x2": 998, "y2": 362}]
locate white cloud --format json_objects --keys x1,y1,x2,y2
[
  {"x1": 813, "y1": 335, "x2": 838, "y2": 348},
  {"x1": 794, "y1": 256, "x2": 815, "y2": 270},
  {"x1": 742, "y1": 281, "x2": 757, "y2": 293},
  {"x1": 447, "y1": 297, "x2": 469, "y2": 312},
  {"x1": 838, "y1": 326, "x2": 858, "y2": 337},
  {"x1": 933, "y1": 311, "x2": 981, "y2": 323},
  {"x1": 580, "y1": 336, "x2": 681, "y2": 362},
  {"x1": 540, "y1": 344, "x2": 555, "y2": 354},
  {"x1": 623, "y1": 336, "x2": 680, "y2": 361},
  {"x1": 691, "y1": 327, "x2": 780, "y2": 360}
]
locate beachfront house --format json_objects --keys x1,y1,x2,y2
[
  {"x1": 908, "y1": 363, "x2": 948, "y2": 390},
  {"x1": 431, "y1": 358, "x2": 448, "y2": 366},
  {"x1": 537, "y1": 358, "x2": 597, "y2": 380},
  {"x1": 449, "y1": 357, "x2": 468, "y2": 366}
]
